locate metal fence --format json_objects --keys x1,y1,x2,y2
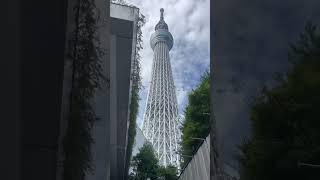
[
  {"x1": 178, "y1": 135, "x2": 210, "y2": 180},
  {"x1": 177, "y1": 134, "x2": 239, "y2": 180},
  {"x1": 216, "y1": 172, "x2": 238, "y2": 180}
]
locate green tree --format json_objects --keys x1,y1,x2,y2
[
  {"x1": 130, "y1": 142, "x2": 160, "y2": 180},
  {"x1": 129, "y1": 142, "x2": 179, "y2": 180},
  {"x1": 158, "y1": 165, "x2": 179, "y2": 180},
  {"x1": 125, "y1": 8, "x2": 146, "y2": 180},
  {"x1": 238, "y1": 22, "x2": 320, "y2": 180},
  {"x1": 180, "y1": 71, "x2": 211, "y2": 169}
]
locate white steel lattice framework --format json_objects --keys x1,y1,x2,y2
[{"x1": 142, "y1": 8, "x2": 181, "y2": 167}]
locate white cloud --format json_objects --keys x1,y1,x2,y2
[{"x1": 125, "y1": 0, "x2": 210, "y2": 128}]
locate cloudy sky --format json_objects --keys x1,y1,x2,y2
[{"x1": 125, "y1": 0, "x2": 210, "y2": 128}]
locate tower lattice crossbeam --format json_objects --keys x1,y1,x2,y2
[{"x1": 142, "y1": 8, "x2": 181, "y2": 167}]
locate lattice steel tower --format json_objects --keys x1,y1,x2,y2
[{"x1": 142, "y1": 8, "x2": 181, "y2": 167}]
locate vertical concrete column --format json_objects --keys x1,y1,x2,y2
[{"x1": 110, "y1": 34, "x2": 118, "y2": 180}]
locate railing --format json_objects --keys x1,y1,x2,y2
[
  {"x1": 178, "y1": 135, "x2": 210, "y2": 180},
  {"x1": 177, "y1": 134, "x2": 239, "y2": 180},
  {"x1": 216, "y1": 172, "x2": 238, "y2": 180}
]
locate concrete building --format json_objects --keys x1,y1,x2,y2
[
  {"x1": 2, "y1": 0, "x2": 69, "y2": 179},
  {"x1": 1, "y1": 0, "x2": 139, "y2": 179},
  {"x1": 85, "y1": 2, "x2": 139, "y2": 180},
  {"x1": 58, "y1": 1, "x2": 139, "y2": 180}
]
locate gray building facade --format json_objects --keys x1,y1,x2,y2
[
  {"x1": 1, "y1": 0, "x2": 139, "y2": 180},
  {"x1": 86, "y1": 3, "x2": 139, "y2": 180}
]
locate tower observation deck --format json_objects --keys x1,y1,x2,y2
[{"x1": 142, "y1": 8, "x2": 181, "y2": 167}]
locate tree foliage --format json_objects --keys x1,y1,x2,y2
[
  {"x1": 130, "y1": 143, "x2": 160, "y2": 180},
  {"x1": 157, "y1": 165, "x2": 179, "y2": 180},
  {"x1": 238, "y1": 22, "x2": 320, "y2": 180},
  {"x1": 125, "y1": 6, "x2": 146, "y2": 179},
  {"x1": 180, "y1": 71, "x2": 211, "y2": 169},
  {"x1": 129, "y1": 142, "x2": 178, "y2": 180}
]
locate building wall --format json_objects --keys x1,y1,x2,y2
[
  {"x1": 18, "y1": 0, "x2": 69, "y2": 180},
  {"x1": 110, "y1": 16, "x2": 135, "y2": 180},
  {"x1": 178, "y1": 135, "x2": 210, "y2": 180},
  {"x1": 85, "y1": 0, "x2": 110, "y2": 180},
  {"x1": 1, "y1": 0, "x2": 21, "y2": 179},
  {"x1": 86, "y1": 3, "x2": 138, "y2": 180},
  {"x1": 56, "y1": 0, "x2": 84, "y2": 179}
]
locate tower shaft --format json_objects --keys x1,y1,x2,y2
[{"x1": 142, "y1": 8, "x2": 180, "y2": 167}]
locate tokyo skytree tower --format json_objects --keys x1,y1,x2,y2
[{"x1": 142, "y1": 8, "x2": 181, "y2": 167}]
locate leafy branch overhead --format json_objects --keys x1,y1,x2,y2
[
  {"x1": 179, "y1": 71, "x2": 211, "y2": 169},
  {"x1": 238, "y1": 22, "x2": 320, "y2": 180}
]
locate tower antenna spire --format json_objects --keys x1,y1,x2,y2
[
  {"x1": 155, "y1": 8, "x2": 169, "y2": 31},
  {"x1": 160, "y1": 8, "x2": 164, "y2": 20}
]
